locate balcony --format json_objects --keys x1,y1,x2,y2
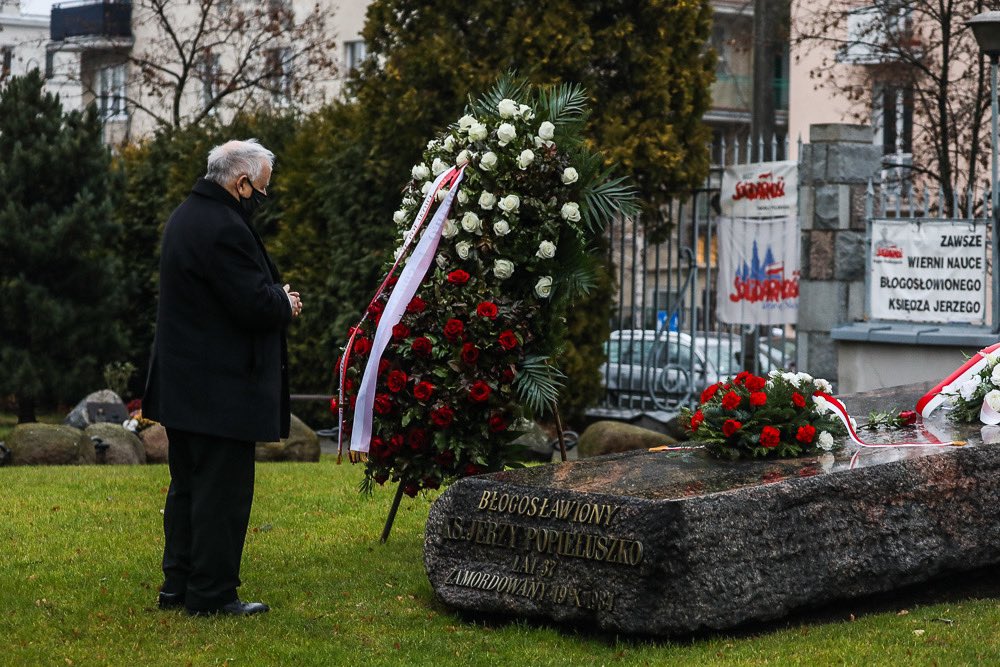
[
  {"x1": 51, "y1": 0, "x2": 132, "y2": 42},
  {"x1": 709, "y1": 74, "x2": 789, "y2": 112}
]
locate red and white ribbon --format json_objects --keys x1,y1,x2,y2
[
  {"x1": 338, "y1": 166, "x2": 465, "y2": 461},
  {"x1": 914, "y1": 342, "x2": 1000, "y2": 418}
]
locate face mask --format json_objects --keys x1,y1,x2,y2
[{"x1": 239, "y1": 179, "x2": 268, "y2": 216}]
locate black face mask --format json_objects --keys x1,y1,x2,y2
[{"x1": 239, "y1": 180, "x2": 268, "y2": 216}]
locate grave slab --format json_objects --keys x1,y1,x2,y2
[{"x1": 423, "y1": 383, "x2": 1000, "y2": 635}]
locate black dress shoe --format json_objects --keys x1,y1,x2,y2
[
  {"x1": 188, "y1": 599, "x2": 270, "y2": 617},
  {"x1": 158, "y1": 592, "x2": 185, "y2": 609}
]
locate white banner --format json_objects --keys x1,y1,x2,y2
[
  {"x1": 716, "y1": 216, "x2": 800, "y2": 325},
  {"x1": 721, "y1": 160, "x2": 798, "y2": 218},
  {"x1": 869, "y1": 219, "x2": 988, "y2": 324}
]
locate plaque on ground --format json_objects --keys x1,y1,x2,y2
[{"x1": 424, "y1": 383, "x2": 1000, "y2": 636}]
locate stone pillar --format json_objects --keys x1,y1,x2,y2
[{"x1": 797, "y1": 124, "x2": 882, "y2": 388}]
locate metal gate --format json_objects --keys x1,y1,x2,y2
[{"x1": 597, "y1": 137, "x2": 796, "y2": 417}]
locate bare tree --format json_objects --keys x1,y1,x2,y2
[
  {"x1": 127, "y1": 0, "x2": 339, "y2": 128},
  {"x1": 794, "y1": 0, "x2": 989, "y2": 210}
]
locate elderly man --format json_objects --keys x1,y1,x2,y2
[{"x1": 143, "y1": 139, "x2": 301, "y2": 616}]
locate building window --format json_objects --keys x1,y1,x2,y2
[
  {"x1": 97, "y1": 63, "x2": 127, "y2": 121},
  {"x1": 1, "y1": 47, "x2": 12, "y2": 81},
  {"x1": 344, "y1": 40, "x2": 366, "y2": 71},
  {"x1": 876, "y1": 85, "x2": 912, "y2": 155},
  {"x1": 199, "y1": 51, "x2": 221, "y2": 111},
  {"x1": 45, "y1": 51, "x2": 54, "y2": 79},
  {"x1": 265, "y1": 47, "x2": 292, "y2": 105}
]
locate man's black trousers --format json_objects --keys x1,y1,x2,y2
[{"x1": 162, "y1": 428, "x2": 256, "y2": 611}]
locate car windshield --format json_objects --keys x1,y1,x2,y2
[{"x1": 700, "y1": 338, "x2": 742, "y2": 375}]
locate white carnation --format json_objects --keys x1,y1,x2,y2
[
  {"x1": 812, "y1": 395, "x2": 830, "y2": 414},
  {"x1": 479, "y1": 191, "x2": 496, "y2": 210},
  {"x1": 498, "y1": 194, "x2": 520, "y2": 213},
  {"x1": 960, "y1": 377, "x2": 981, "y2": 401},
  {"x1": 480, "y1": 151, "x2": 498, "y2": 171},
  {"x1": 498, "y1": 98, "x2": 519, "y2": 118},
  {"x1": 431, "y1": 157, "x2": 448, "y2": 176},
  {"x1": 441, "y1": 218, "x2": 459, "y2": 238},
  {"x1": 517, "y1": 149, "x2": 534, "y2": 170},
  {"x1": 461, "y1": 212, "x2": 482, "y2": 234},
  {"x1": 782, "y1": 371, "x2": 800, "y2": 387},
  {"x1": 795, "y1": 372, "x2": 814, "y2": 385},
  {"x1": 455, "y1": 240, "x2": 473, "y2": 260},
  {"x1": 497, "y1": 122, "x2": 517, "y2": 145},
  {"x1": 561, "y1": 167, "x2": 579, "y2": 185},
  {"x1": 493, "y1": 220, "x2": 511, "y2": 236},
  {"x1": 817, "y1": 431, "x2": 834, "y2": 451},
  {"x1": 536, "y1": 240, "x2": 556, "y2": 259},
  {"x1": 814, "y1": 378, "x2": 833, "y2": 394},
  {"x1": 493, "y1": 259, "x2": 514, "y2": 280},
  {"x1": 468, "y1": 122, "x2": 488, "y2": 142},
  {"x1": 560, "y1": 201, "x2": 581, "y2": 222},
  {"x1": 412, "y1": 163, "x2": 430, "y2": 180},
  {"x1": 535, "y1": 276, "x2": 553, "y2": 298},
  {"x1": 538, "y1": 121, "x2": 555, "y2": 141}
]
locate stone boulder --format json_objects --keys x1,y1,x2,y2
[
  {"x1": 64, "y1": 390, "x2": 127, "y2": 430},
  {"x1": 255, "y1": 414, "x2": 320, "y2": 462},
  {"x1": 578, "y1": 420, "x2": 677, "y2": 458},
  {"x1": 84, "y1": 423, "x2": 146, "y2": 465},
  {"x1": 140, "y1": 424, "x2": 169, "y2": 464},
  {"x1": 6, "y1": 423, "x2": 96, "y2": 465}
]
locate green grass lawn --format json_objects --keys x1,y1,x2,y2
[{"x1": 2, "y1": 457, "x2": 999, "y2": 667}]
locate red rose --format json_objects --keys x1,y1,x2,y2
[
  {"x1": 497, "y1": 330, "x2": 518, "y2": 351},
  {"x1": 899, "y1": 410, "x2": 917, "y2": 425},
  {"x1": 488, "y1": 413, "x2": 508, "y2": 432},
  {"x1": 430, "y1": 405, "x2": 455, "y2": 427},
  {"x1": 476, "y1": 301, "x2": 499, "y2": 319},
  {"x1": 689, "y1": 409, "x2": 705, "y2": 431},
  {"x1": 750, "y1": 391, "x2": 767, "y2": 407},
  {"x1": 501, "y1": 367, "x2": 516, "y2": 384},
  {"x1": 392, "y1": 323, "x2": 410, "y2": 340},
  {"x1": 352, "y1": 337, "x2": 372, "y2": 355},
  {"x1": 343, "y1": 377, "x2": 355, "y2": 393},
  {"x1": 422, "y1": 476, "x2": 441, "y2": 490},
  {"x1": 367, "y1": 300, "x2": 384, "y2": 316},
  {"x1": 387, "y1": 369, "x2": 408, "y2": 393},
  {"x1": 435, "y1": 449, "x2": 455, "y2": 467},
  {"x1": 760, "y1": 425, "x2": 781, "y2": 448},
  {"x1": 468, "y1": 381, "x2": 492, "y2": 403},
  {"x1": 443, "y1": 318, "x2": 464, "y2": 342},
  {"x1": 406, "y1": 296, "x2": 427, "y2": 313},
  {"x1": 329, "y1": 396, "x2": 338, "y2": 412},
  {"x1": 746, "y1": 375, "x2": 766, "y2": 391},
  {"x1": 388, "y1": 434, "x2": 404, "y2": 453},
  {"x1": 413, "y1": 381, "x2": 435, "y2": 401},
  {"x1": 374, "y1": 471, "x2": 389, "y2": 485},
  {"x1": 796, "y1": 424, "x2": 816, "y2": 443},
  {"x1": 411, "y1": 336, "x2": 433, "y2": 356},
  {"x1": 721, "y1": 390, "x2": 742, "y2": 410},
  {"x1": 378, "y1": 359, "x2": 390, "y2": 376},
  {"x1": 463, "y1": 463, "x2": 484, "y2": 476},
  {"x1": 374, "y1": 394, "x2": 393, "y2": 415},
  {"x1": 407, "y1": 428, "x2": 428, "y2": 451},
  {"x1": 700, "y1": 383, "x2": 720, "y2": 404},
  {"x1": 461, "y1": 343, "x2": 480, "y2": 365},
  {"x1": 447, "y1": 270, "x2": 470, "y2": 285},
  {"x1": 792, "y1": 392, "x2": 806, "y2": 408},
  {"x1": 722, "y1": 419, "x2": 742, "y2": 437},
  {"x1": 370, "y1": 437, "x2": 390, "y2": 462},
  {"x1": 386, "y1": 275, "x2": 399, "y2": 287},
  {"x1": 403, "y1": 483, "x2": 420, "y2": 498}
]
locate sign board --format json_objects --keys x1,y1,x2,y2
[
  {"x1": 86, "y1": 402, "x2": 129, "y2": 425},
  {"x1": 716, "y1": 216, "x2": 800, "y2": 325},
  {"x1": 869, "y1": 219, "x2": 988, "y2": 325},
  {"x1": 721, "y1": 160, "x2": 798, "y2": 218}
]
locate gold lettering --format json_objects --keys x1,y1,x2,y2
[{"x1": 478, "y1": 491, "x2": 491, "y2": 510}]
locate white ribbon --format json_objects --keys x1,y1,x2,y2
[{"x1": 350, "y1": 167, "x2": 465, "y2": 454}]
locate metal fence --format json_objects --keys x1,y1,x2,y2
[{"x1": 596, "y1": 136, "x2": 796, "y2": 417}]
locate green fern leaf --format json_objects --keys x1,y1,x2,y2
[{"x1": 515, "y1": 355, "x2": 566, "y2": 415}]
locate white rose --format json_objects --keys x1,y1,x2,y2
[
  {"x1": 420, "y1": 181, "x2": 433, "y2": 196},
  {"x1": 986, "y1": 389, "x2": 1000, "y2": 412},
  {"x1": 456, "y1": 240, "x2": 473, "y2": 260},
  {"x1": 493, "y1": 220, "x2": 510, "y2": 236},
  {"x1": 458, "y1": 114, "x2": 476, "y2": 129},
  {"x1": 991, "y1": 363, "x2": 1000, "y2": 386},
  {"x1": 493, "y1": 259, "x2": 514, "y2": 280},
  {"x1": 426, "y1": 139, "x2": 438, "y2": 150},
  {"x1": 517, "y1": 149, "x2": 534, "y2": 170},
  {"x1": 960, "y1": 377, "x2": 981, "y2": 401},
  {"x1": 535, "y1": 276, "x2": 553, "y2": 298},
  {"x1": 443, "y1": 135, "x2": 456, "y2": 152},
  {"x1": 538, "y1": 121, "x2": 555, "y2": 141},
  {"x1": 457, "y1": 189, "x2": 469, "y2": 205},
  {"x1": 480, "y1": 151, "x2": 498, "y2": 171},
  {"x1": 412, "y1": 163, "x2": 430, "y2": 180},
  {"x1": 442, "y1": 218, "x2": 459, "y2": 238},
  {"x1": 393, "y1": 210, "x2": 407, "y2": 225},
  {"x1": 461, "y1": 212, "x2": 482, "y2": 233},
  {"x1": 432, "y1": 157, "x2": 448, "y2": 176},
  {"x1": 817, "y1": 431, "x2": 834, "y2": 451},
  {"x1": 498, "y1": 98, "x2": 519, "y2": 118},
  {"x1": 435, "y1": 253, "x2": 449, "y2": 269},
  {"x1": 479, "y1": 191, "x2": 496, "y2": 210},
  {"x1": 468, "y1": 122, "x2": 488, "y2": 141},
  {"x1": 536, "y1": 240, "x2": 556, "y2": 259},
  {"x1": 435, "y1": 188, "x2": 448, "y2": 202},
  {"x1": 560, "y1": 201, "x2": 581, "y2": 222},
  {"x1": 519, "y1": 104, "x2": 534, "y2": 120},
  {"x1": 456, "y1": 150, "x2": 471, "y2": 167},
  {"x1": 534, "y1": 136, "x2": 554, "y2": 149},
  {"x1": 497, "y1": 122, "x2": 517, "y2": 145},
  {"x1": 498, "y1": 194, "x2": 520, "y2": 213},
  {"x1": 402, "y1": 196, "x2": 416, "y2": 207},
  {"x1": 561, "y1": 167, "x2": 579, "y2": 185}
]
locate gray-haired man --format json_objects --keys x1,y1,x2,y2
[{"x1": 144, "y1": 139, "x2": 302, "y2": 616}]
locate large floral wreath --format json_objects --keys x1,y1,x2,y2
[{"x1": 336, "y1": 78, "x2": 636, "y2": 496}]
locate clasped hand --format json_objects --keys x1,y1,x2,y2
[{"x1": 284, "y1": 284, "x2": 303, "y2": 318}]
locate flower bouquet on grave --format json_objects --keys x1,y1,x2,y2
[
  {"x1": 681, "y1": 370, "x2": 847, "y2": 460},
  {"x1": 335, "y1": 76, "x2": 638, "y2": 501},
  {"x1": 940, "y1": 351, "x2": 1000, "y2": 424}
]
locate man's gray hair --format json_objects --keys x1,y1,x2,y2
[{"x1": 205, "y1": 139, "x2": 275, "y2": 185}]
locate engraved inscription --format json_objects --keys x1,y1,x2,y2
[
  {"x1": 445, "y1": 568, "x2": 617, "y2": 611},
  {"x1": 477, "y1": 490, "x2": 621, "y2": 527}
]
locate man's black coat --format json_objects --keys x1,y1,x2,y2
[{"x1": 144, "y1": 178, "x2": 291, "y2": 442}]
